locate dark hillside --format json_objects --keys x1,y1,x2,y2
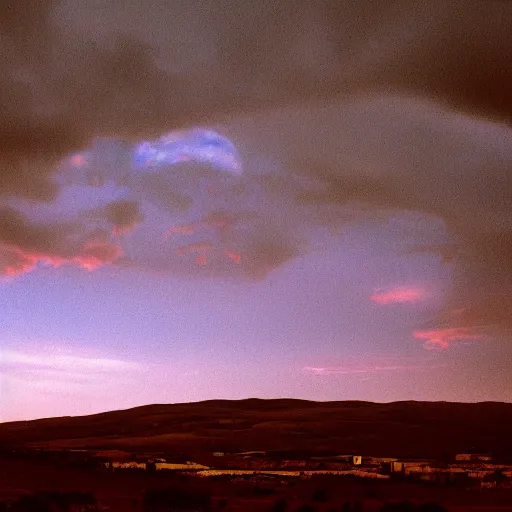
[{"x1": 1, "y1": 399, "x2": 511, "y2": 460}]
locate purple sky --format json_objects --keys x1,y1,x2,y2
[{"x1": 1, "y1": 1, "x2": 512, "y2": 421}]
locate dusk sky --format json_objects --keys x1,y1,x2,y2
[{"x1": 1, "y1": 0, "x2": 512, "y2": 422}]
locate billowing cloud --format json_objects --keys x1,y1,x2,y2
[
  {"x1": 103, "y1": 200, "x2": 144, "y2": 235},
  {"x1": 2, "y1": 0, "x2": 511, "y2": 201},
  {"x1": 133, "y1": 129, "x2": 242, "y2": 174},
  {"x1": 413, "y1": 327, "x2": 487, "y2": 350},
  {"x1": 1, "y1": 0, "x2": 511, "y2": 342},
  {"x1": 371, "y1": 287, "x2": 425, "y2": 305},
  {"x1": 0, "y1": 207, "x2": 123, "y2": 277}
]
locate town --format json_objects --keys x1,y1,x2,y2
[
  {"x1": 4, "y1": 447, "x2": 512, "y2": 487},
  {"x1": 2, "y1": 447, "x2": 512, "y2": 511}
]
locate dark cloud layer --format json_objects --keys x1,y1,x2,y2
[
  {"x1": 103, "y1": 200, "x2": 144, "y2": 234},
  {"x1": 0, "y1": 206, "x2": 121, "y2": 276},
  {"x1": 1, "y1": 0, "x2": 511, "y2": 199},
  {"x1": 1, "y1": 0, "x2": 511, "y2": 338}
]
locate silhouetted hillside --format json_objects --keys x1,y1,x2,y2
[{"x1": 1, "y1": 399, "x2": 511, "y2": 461}]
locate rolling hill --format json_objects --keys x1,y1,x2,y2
[{"x1": 1, "y1": 399, "x2": 511, "y2": 461}]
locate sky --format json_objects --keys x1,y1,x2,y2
[{"x1": 1, "y1": 0, "x2": 512, "y2": 422}]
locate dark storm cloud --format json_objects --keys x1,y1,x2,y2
[
  {"x1": 2, "y1": 0, "x2": 511, "y2": 200},
  {"x1": 102, "y1": 199, "x2": 144, "y2": 234},
  {"x1": 242, "y1": 235, "x2": 301, "y2": 280},
  {"x1": 286, "y1": 110, "x2": 512, "y2": 336},
  {"x1": 294, "y1": 166, "x2": 415, "y2": 212},
  {"x1": 0, "y1": 206, "x2": 121, "y2": 276},
  {"x1": 377, "y1": 2, "x2": 512, "y2": 124},
  {"x1": 1, "y1": 0, "x2": 511, "y2": 334}
]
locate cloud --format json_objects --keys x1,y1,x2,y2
[
  {"x1": 195, "y1": 254, "x2": 207, "y2": 266},
  {"x1": 0, "y1": 348, "x2": 143, "y2": 398},
  {"x1": 0, "y1": 0, "x2": 511, "y2": 336},
  {"x1": 166, "y1": 224, "x2": 197, "y2": 237},
  {"x1": 201, "y1": 212, "x2": 238, "y2": 231},
  {"x1": 176, "y1": 242, "x2": 213, "y2": 256},
  {"x1": 377, "y1": 2, "x2": 512, "y2": 124},
  {"x1": 224, "y1": 250, "x2": 242, "y2": 265},
  {"x1": 240, "y1": 235, "x2": 302, "y2": 280},
  {"x1": 2, "y1": 0, "x2": 511, "y2": 203},
  {"x1": 103, "y1": 200, "x2": 144, "y2": 235},
  {"x1": 303, "y1": 363, "x2": 426, "y2": 376},
  {"x1": 371, "y1": 287, "x2": 425, "y2": 305},
  {"x1": 0, "y1": 345, "x2": 148, "y2": 420},
  {"x1": 413, "y1": 327, "x2": 487, "y2": 350},
  {"x1": 262, "y1": 94, "x2": 512, "y2": 336},
  {"x1": 2, "y1": 350, "x2": 140, "y2": 373},
  {"x1": 0, "y1": 207, "x2": 123, "y2": 277}
]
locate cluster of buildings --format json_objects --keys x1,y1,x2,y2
[
  {"x1": 377, "y1": 453, "x2": 512, "y2": 488},
  {"x1": 7, "y1": 447, "x2": 511, "y2": 488},
  {"x1": 103, "y1": 459, "x2": 209, "y2": 471},
  {"x1": 198, "y1": 452, "x2": 512, "y2": 487}
]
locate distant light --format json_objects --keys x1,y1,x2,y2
[{"x1": 133, "y1": 128, "x2": 242, "y2": 174}]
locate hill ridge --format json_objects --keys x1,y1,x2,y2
[{"x1": 2, "y1": 399, "x2": 511, "y2": 460}]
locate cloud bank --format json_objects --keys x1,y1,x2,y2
[{"x1": 1, "y1": 0, "x2": 511, "y2": 347}]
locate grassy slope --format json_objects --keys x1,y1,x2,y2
[{"x1": 1, "y1": 399, "x2": 511, "y2": 460}]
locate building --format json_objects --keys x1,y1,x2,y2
[
  {"x1": 455, "y1": 453, "x2": 492, "y2": 462},
  {"x1": 155, "y1": 461, "x2": 210, "y2": 471},
  {"x1": 311, "y1": 455, "x2": 362, "y2": 466},
  {"x1": 380, "y1": 459, "x2": 434, "y2": 475},
  {"x1": 111, "y1": 461, "x2": 146, "y2": 470}
]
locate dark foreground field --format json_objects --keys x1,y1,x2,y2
[
  {"x1": 1, "y1": 399, "x2": 512, "y2": 511},
  {"x1": 1, "y1": 399, "x2": 512, "y2": 462},
  {"x1": 1, "y1": 458, "x2": 512, "y2": 512}
]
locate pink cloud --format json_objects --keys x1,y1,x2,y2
[
  {"x1": 303, "y1": 363, "x2": 424, "y2": 376},
  {"x1": 371, "y1": 286, "x2": 425, "y2": 305},
  {"x1": 201, "y1": 212, "x2": 234, "y2": 231},
  {"x1": 224, "y1": 249, "x2": 242, "y2": 264},
  {"x1": 73, "y1": 239, "x2": 124, "y2": 270},
  {"x1": 0, "y1": 239, "x2": 123, "y2": 277},
  {"x1": 413, "y1": 327, "x2": 486, "y2": 349},
  {"x1": 176, "y1": 242, "x2": 213, "y2": 255},
  {"x1": 165, "y1": 224, "x2": 197, "y2": 237},
  {"x1": 70, "y1": 154, "x2": 86, "y2": 167},
  {"x1": 196, "y1": 254, "x2": 207, "y2": 266}
]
